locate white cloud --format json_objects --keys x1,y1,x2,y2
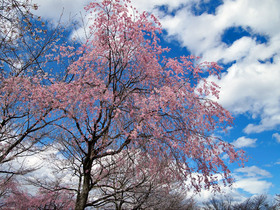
[
  {"x1": 160, "y1": 0, "x2": 280, "y2": 60},
  {"x1": 194, "y1": 186, "x2": 246, "y2": 204},
  {"x1": 191, "y1": 165, "x2": 273, "y2": 202},
  {"x1": 208, "y1": 58, "x2": 280, "y2": 134},
  {"x1": 272, "y1": 133, "x2": 280, "y2": 143},
  {"x1": 192, "y1": 166, "x2": 273, "y2": 199},
  {"x1": 233, "y1": 166, "x2": 272, "y2": 195},
  {"x1": 183, "y1": 173, "x2": 243, "y2": 203},
  {"x1": 33, "y1": 0, "x2": 91, "y2": 22},
  {"x1": 9, "y1": 146, "x2": 79, "y2": 194},
  {"x1": 232, "y1": 136, "x2": 257, "y2": 148},
  {"x1": 234, "y1": 166, "x2": 272, "y2": 178},
  {"x1": 234, "y1": 178, "x2": 272, "y2": 194}
]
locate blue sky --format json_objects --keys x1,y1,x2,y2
[{"x1": 32, "y1": 0, "x2": 280, "y2": 202}]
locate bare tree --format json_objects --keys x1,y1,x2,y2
[
  {"x1": 233, "y1": 195, "x2": 269, "y2": 210},
  {"x1": 203, "y1": 194, "x2": 274, "y2": 210},
  {"x1": 203, "y1": 196, "x2": 233, "y2": 210}
]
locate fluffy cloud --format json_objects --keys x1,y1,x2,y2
[
  {"x1": 234, "y1": 166, "x2": 272, "y2": 178},
  {"x1": 272, "y1": 133, "x2": 280, "y2": 143},
  {"x1": 209, "y1": 58, "x2": 280, "y2": 133},
  {"x1": 232, "y1": 136, "x2": 257, "y2": 148},
  {"x1": 233, "y1": 166, "x2": 272, "y2": 195},
  {"x1": 234, "y1": 178, "x2": 272, "y2": 195},
  {"x1": 160, "y1": 0, "x2": 280, "y2": 60},
  {"x1": 191, "y1": 166, "x2": 272, "y2": 202},
  {"x1": 193, "y1": 186, "x2": 246, "y2": 204},
  {"x1": 33, "y1": 0, "x2": 91, "y2": 22}
]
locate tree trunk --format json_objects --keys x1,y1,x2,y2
[{"x1": 75, "y1": 158, "x2": 92, "y2": 210}]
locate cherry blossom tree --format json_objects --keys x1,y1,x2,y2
[
  {"x1": 1, "y1": 0, "x2": 246, "y2": 209},
  {"x1": 31, "y1": 0, "x2": 245, "y2": 209},
  {"x1": 0, "y1": 175, "x2": 17, "y2": 207},
  {"x1": 2, "y1": 182, "x2": 75, "y2": 209}
]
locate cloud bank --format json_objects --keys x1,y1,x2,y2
[{"x1": 232, "y1": 136, "x2": 257, "y2": 148}]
